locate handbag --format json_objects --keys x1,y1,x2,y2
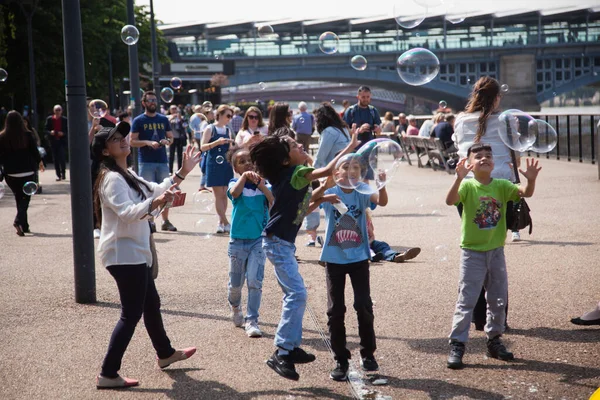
[
  {"x1": 149, "y1": 226, "x2": 159, "y2": 279},
  {"x1": 506, "y1": 150, "x2": 533, "y2": 234}
]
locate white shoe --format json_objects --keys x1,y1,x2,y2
[
  {"x1": 224, "y1": 224, "x2": 231, "y2": 233},
  {"x1": 245, "y1": 320, "x2": 262, "y2": 337},
  {"x1": 93, "y1": 229, "x2": 101, "y2": 239},
  {"x1": 231, "y1": 306, "x2": 244, "y2": 327},
  {"x1": 216, "y1": 224, "x2": 225, "y2": 234},
  {"x1": 511, "y1": 231, "x2": 521, "y2": 242}
]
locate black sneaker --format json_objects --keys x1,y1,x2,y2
[
  {"x1": 360, "y1": 355, "x2": 379, "y2": 372},
  {"x1": 447, "y1": 340, "x2": 465, "y2": 369},
  {"x1": 161, "y1": 220, "x2": 178, "y2": 232},
  {"x1": 330, "y1": 360, "x2": 349, "y2": 381},
  {"x1": 486, "y1": 335, "x2": 514, "y2": 361},
  {"x1": 289, "y1": 347, "x2": 316, "y2": 364},
  {"x1": 266, "y1": 351, "x2": 299, "y2": 381}
]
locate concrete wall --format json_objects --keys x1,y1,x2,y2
[{"x1": 500, "y1": 54, "x2": 540, "y2": 111}]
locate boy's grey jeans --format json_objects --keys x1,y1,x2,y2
[{"x1": 449, "y1": 247, "x2": 508, "y2": 343}]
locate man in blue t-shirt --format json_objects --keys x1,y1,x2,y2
[
  {"x1": 343, "y1": 86, "x2": 382, "y2": 149},
  {"x1": 291, "y1": 101, "x2": 315, "y2": 154},
  {"x1": 130, "y1": 91, "x2": 177, "y2": 232}
]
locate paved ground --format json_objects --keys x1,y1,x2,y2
[{"x1": 0, "y1": 157, "x2": 599, "y2": 400}]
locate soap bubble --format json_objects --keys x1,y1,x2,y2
[
  {"x1": 435, "y1": 244, "x2": 448, "y2": 262},
  {"x1": 350, "y1": 55, "x2": 368, "y2": 71},
  {"x1": 215, "y1": 155, "x2": 225, "y2": 164},
  {"x1": 299, "y1": 117, "x2": 305, "y2": 123},
  {"x1": 446, "y1": 15, "x2": 465, "y2": 24},
  {"x1": 170, "y1": 77, "x2": 182, "y2": 90},
  {"x1": 257, "y1": 24, "x2": 275, "y2": 38},
  {"x1": 439, "y1": 100, "x2": 447, "y2": 108},
  {"x1": 394, "y1": 4, "x2": 427, "y2": 29},
  {"x1": 331, "y1": 99, "x2": 335, "y2": 104},
  {"x1": 258, "y1": 82, "x2": 266, "y2": 90},
  {"x1": 160, "y1": 87, "x2": 174, "y2": 103},
  {"x1": 0, "y1": 182, "x2": 5, "y2": 199},
  {"x1": 497, "y1": 298, "x2": 505, "y2": 307},
  {"x1": 396, "y1": 48, "x2": 440, "y2": 86},
  {"x1": 318, "y1": 31, "x2": 339, "y2": 55},
  {"x1": 353, "y1": 139, "x2": 405, "y2": 194},
  {"x1": 529, "y1": 119, "x2": 558, "y2": 153},
  {"x1": 88, "y1": 99, "x2": 108, "y2": 119},
  {"x1": 193, "y1": 190, "x2": 215, "y2": 213},
  {"x1": 0, "y1": 68, "x2": 7, "y2": 82},
  {"x1": 333, "y1": 153, "x2": 367, "y2": 191},
  {"x1": 23, "y1": 181, "x2": 38, "y2": 196},
  {"x1": 120, "y1": 25, "x2": 139, "y2": 45},
  {"x1": 193, "y1": 218, "x2": 213, "y2": 239},
  {"x1": 501, "y1": 84, "x2": 510, "y2": 93},
  {"x1": 498, "y1": 109, "x2": 537, "y2": 152},
  {"x1": 37, "y1": 146, "x2": 46, "y2": 158}
]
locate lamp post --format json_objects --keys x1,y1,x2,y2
[
  {"x1": 126, "y1": 0, "x2": 141, "y2": 172},
  {"x1": 61, "y1": 0, "x2": 96, "y2": 303},
  {"x1": 149, "y1": 0, "x2": 160, "y2": 92},
  {"x1": 17, "y1": 0, "x2": 39, "y2": 130}
]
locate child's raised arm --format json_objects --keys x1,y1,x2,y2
[
  {"x1": 257, "y1": 178, "x2": 274, "y2": 208},
  {"x1": 369, "y1": 170, "x2": 388, "y2": 206},
  {"x1": 305, "y1": 124, "x2": 359, "y2": 181},
  {"x1": 517, "y1": 158, "x2": 541, "y2": 198},
  {"x1": 446, "y1": 158, "x2": 470, "y2": 206}
]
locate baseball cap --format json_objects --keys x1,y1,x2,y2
[{"x1": 91, "y1": 121, "x2": 131, "y2": 161}]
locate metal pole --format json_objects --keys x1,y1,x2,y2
[
  {"x1": 108, "y1": 50, "x2": 115, "y2": 112},
  {"x1": 61, "y1": 0, "x2": 96, "y2": 304},
  {"x1": 22, "y1": 2, "x2": 39, "y2": 130},
  {"x1": 126, "y1": 0, "x2": 141, "y2": 172},
  {"x1": 149, "y1": 0, "x2": 160, "y2": 92}
]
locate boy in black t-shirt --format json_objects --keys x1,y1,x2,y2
[{"x1": 250, "y1": 126, "x2": 358, "y2": 381}]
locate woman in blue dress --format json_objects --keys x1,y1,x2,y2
[{"x1": 200, "y1": 105, "x2": 234, "y2": 233}]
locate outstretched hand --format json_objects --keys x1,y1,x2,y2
[
  {"x1": 455, "y1": 158, "x2": 472, "y2": 179},
  {"x1": 347, "y1": 123, "x2": 361, "y2": 151},
  {"x1": 518, "y1": 158, "x2": 542, "y2": 181},
  {"x1": 180, "y1": 145, "x2": 202, "y2": 176}
]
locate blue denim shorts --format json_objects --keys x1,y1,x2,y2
[{"x1": 139, "y1": 162, "x2": 170, "y2": 184}]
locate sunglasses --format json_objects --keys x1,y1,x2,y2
[
  {"x1": 247, "y1": 115, "x2": 259, "y2": 120},
  {"x1": 145, "y1": 99, "x2": 158, "y2": 103},
  {"x1": 224, "y1": 114, "x2": 233, "y2": 119}
]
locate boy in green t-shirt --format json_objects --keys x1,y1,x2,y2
[{"x1": 444, "y1": 143, "x2": 541, "y2": 369}]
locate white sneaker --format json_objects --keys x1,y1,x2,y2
[
  {"x1": 216, "y1": 224, "x2": 225, "y2": 234},
  {"x1": 511, "y1": 231, "x2": 521, "y2": 242},
  {"x1": 93, "y1": 229, "x2": 101, "y2": 239},
  {"x1": 224, "y1": 224, "x2": 231, "y2": 233},
  {"x1": 231, "y1": 306, "x2": 244, "y2": 327},
  {"x1": 245, "y1": 320, "x2": 262, "y2": 337}
]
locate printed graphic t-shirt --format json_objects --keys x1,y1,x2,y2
[
  {"x1": 131, "y1": 113, "x2": 171, "y2": 163},
  {"x1": 320, "y1": 184, "x2": 371, "y2": 264},
  {"x1": 457, "y1": 178, "x2": 520, "y2": 251},
  {"x1": 264, "y1": 165, "x2": 314, "y2": 244},
  {"x1": 227, "y1": 178, "x2": 270, "y2": 240}
]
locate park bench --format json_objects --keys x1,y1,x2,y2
[{"x1": 401, "y1": 136, "x2": 457, "y2": 174}]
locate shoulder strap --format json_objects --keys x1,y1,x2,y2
[{"x1": 510, "y1": 150, "x2": 520, "y2": 184}]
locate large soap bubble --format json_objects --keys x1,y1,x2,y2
[
  {"x1": 396, "y1": 48, "x2": 440, "y2": 86},
  {"x1": 394, "y1": 4, "x2": 427, "y2": 29},
  {"x1": 120, "y1": 25, "x2": 139, "y2": 46},
  {"x1": 318, "y1": 31, "x2": 339, "y2": 55},
  {"x1": 170, "y1": 77, "x2": 182, "y2": 90},
  {"x1": 350, "y1": 55, "x2": 368, "y2": 71},
  {"x1": 160, "y1": 87, "x2": 174, "y2": 103},
  {"x1": 354, "y1": 139, "x2": 405, "y2": 194},
  {"x1": 529, "y1": 119, "x2": 558, "y2": 153},
  {"x1": 193, "y1": 190, "x2": 214, "y2": 214},
  {"x1": 498, "y1": 109, "x2": 537, "y2": 152},
  {"x1": 333, "y1": 153, "x2": 368, "y2": 191},
  {"x1": 88, "y1": 99, "x2": 108, "y2": 119}
]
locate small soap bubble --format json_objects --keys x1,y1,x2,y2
[
  {"x1": 299, "y1": 117, "x2": 305, "y2": 123},
  {"x1": 258, "y1": 82, "x2": 266, "y2": 90},
  {"x1": 216, "y1": 155, "x2": 225, "y2": 164},
  {"x1": 318, "y1": 31, "x2": 339, "y2": 55},
  {"x1": 170, "y1": 77, "x2": 182, "y2": 90},
  {"x1": 394, "y1": 4, "x2": 427, "y2": 29},
  {"x1": 431, "y1": 210, "x2": 440, "y2": 216},
  {"x1": 501, "y1": 84, "x2": 509, "y2": 93},
  {"x1": 350, "y1": 55, "x2": 368, "y2": 71},
  {"x1": 439, "y1": 100, "x2": 447, "y2": 108},
  {"x1": 0, "y1": 182, "x2": 5, "y2": 199},
  {"x1": 257, "y1": 24, "x2": 275, "y2": 38},
  {"x1": 497, "y1": 298, "x2": 505, "y2": 307},
  {"x1": 88, "y1": 99, "x2": 108, "y2": 119},
  {"x1": 160, "y1": 87, "x2": 174, "y2": 103},
  {"x1": 0, "y1": 68, "x2": 7, "y2": 82},
  {"x1": 446, "y1": 15, "x2": 465, "y2": 24},
  {"x1": 120, "y1": 25, "x2": 139, "y2": 45},
  {"x1": 23, "y1": 181, "x2": 38, "y2": 196}
]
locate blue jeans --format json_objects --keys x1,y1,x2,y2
[
  {"x1": 139, "y1": 162, "x2": 170, "y2": 184},
  {"x1": 263, "y1": 235, "x2": 307, "y2": 351},
  {"x1": 370, "y1": 239, "x2": 397, "y2": 261},
  {"x1": 228, "y1": 238, "x2": 266, "y2": 322}
]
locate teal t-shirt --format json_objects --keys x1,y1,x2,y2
[
  {"x1": 457, "y1": 178, "x2": 520, "y2": 251},
  {"x1": 227, "y1": 179, "x2": 270, "y2": 240}
]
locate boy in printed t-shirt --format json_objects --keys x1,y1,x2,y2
[
  {"x1": 226, "y1": 146, "x2": 273, "y2": 338},
  {"x1": 250, "y1": 126, "x2": 359, "y2": 381},
  {"x1": 445, "y1": 143, "x2": 541, "y2": 369},
  {"x1": 308, "y1": 154, "x2": 388, "y2": 381}
]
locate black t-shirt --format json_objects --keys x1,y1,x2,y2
[
  {"x1": 432, "y1": 121, "x2": 454, "y2": 149},
  {"x1": 265, "y1": 165, "x2": 314, "y2": 243}
]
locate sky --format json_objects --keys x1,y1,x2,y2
[{"x1": 135, "y1": 0, "x2": 589, "y2": 26}]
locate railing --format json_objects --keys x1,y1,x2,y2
[{"x1": 409, "y1": 113, "x2": 598, "y2": 164}]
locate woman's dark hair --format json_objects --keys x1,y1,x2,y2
[
  {"x1": 315, "y1": 102, "x2": 346, "y2": 136},
  {"x1": 241, "y1": 106, "x2": 265, "y2": 131},
  {"x1": 93, "y1": 157, "x2": 152, "y2": 226},
  {"x1": 0, "y1": 110, "x2": 30, "y2": 150},
  {"x1": 464, "y1": 76, "x2": 501, "y2": 143},
  {"x1": 225, "y1": 144, "x2": 248, "y2": 165},
  {"x1": 250, "y1": 130, "x2": 291, "y2": 182},
  {"x1": 268, "y1": 102, "x2": 290, "y2": 135}
]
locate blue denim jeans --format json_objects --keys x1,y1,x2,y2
[
  {"x1": 263, "y1": 235, "x2": 307, "y2": 351},
  {"x1": 370, "y1": 239, "x2": 397, "y2": 261},
  {"x1": 228, "y1": 238, "x2": 265, "y2": 322},
  {"x1": 139, "y1": 162, "x2": 170, "y2": 184}
]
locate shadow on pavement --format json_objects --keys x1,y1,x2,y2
[
  {"x1": 376, "y1": 376, "x2": 506, "y2": 400},
  {"x1": 508, "y1": 326, "x2": 600, "y2": 342},
  {"x1": 511, "y1": 239, "x2": 594, "y2": 246}
]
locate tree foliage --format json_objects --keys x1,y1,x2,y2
[{"x1": 0, "y1": 0, "x2": 170, "y2": 127}]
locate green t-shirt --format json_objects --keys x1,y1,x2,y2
[{"x1": 457, "y1": 178, "x2": 520, "y2": 251}]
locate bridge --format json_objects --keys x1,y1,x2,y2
[{"x1": 157, "y1": 5, "x2": 600, "y2": 111}]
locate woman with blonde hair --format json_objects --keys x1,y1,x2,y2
[
  {"x1": 380, "y1": 112, "x2": 396, "y2": 133},
  {"x1": 201, "y1": 104, "x2": 235, "y2": 233}
]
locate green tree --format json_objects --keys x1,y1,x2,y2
[{"x1": 0, "y1": 0, "x2": 170, "y2": 128}]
